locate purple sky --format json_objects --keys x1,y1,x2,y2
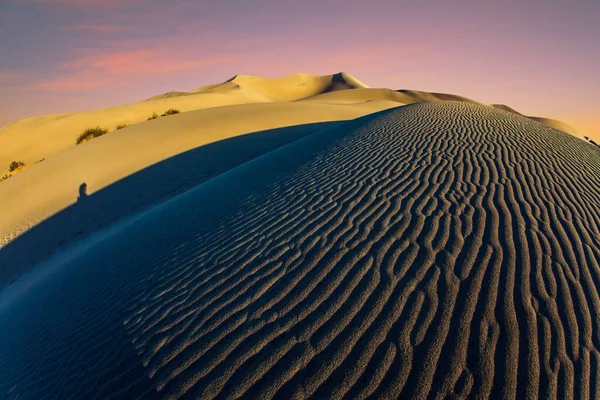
[{"x1": 1, "y1": 0, "x2": 598, "y2": 138}]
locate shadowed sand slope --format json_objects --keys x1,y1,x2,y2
[
  {"x1": 0, "y1": 121, "x2": 342, "y2": 287},
  {"x1": 2, "y1": 102, "x2": 600, "y2": 399}
]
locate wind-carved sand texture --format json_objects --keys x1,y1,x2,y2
[
  {"x1": 1, "y1": 102, "x2": 600, "y2": 399},
  {"x1": 0, "y1": 74, "x2": 585, "y2": 287}
]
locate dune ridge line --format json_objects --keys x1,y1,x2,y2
[{"x1": 1, "y1": 102, "x2": 600, "y2": 399}]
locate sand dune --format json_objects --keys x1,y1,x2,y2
[
  {"x1": 0, "y1": 73, "x2": 366, "y2": 169},
  {"x1": 527, "y1": 116, "x2": 584, "y2": 140},
  {"x1": 0, "y1": 72, "x2": 582, "y2": 175},
  {"x1": 492, "y1": 104, "x2": 523, "y2": 115},
  {"x1": 0, "y1": 87, "x2": 262, "y2": 169},
  {"x1": 1, "y1": 102, "x2": 600, "y2": 399},
  {"x1": 303, "y1": 87, "x2": 484, "y2": 106},
  {"x1": 224, "y1": 72, "x2": 368, "y2": 102},
  {"x1": 0, "y1": 100, "x2": 400, "y2": 284},
  {"x1": 1, "y1": 73, "x2": 407, "y2": 285}
]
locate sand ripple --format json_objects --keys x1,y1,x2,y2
[{"x1": 2, "y1": 102, "x2": 600, "y2": 399}]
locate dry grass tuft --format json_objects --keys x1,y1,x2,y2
[{"x1": 76, "y1": 126, "x2": 109, "y2": 145}]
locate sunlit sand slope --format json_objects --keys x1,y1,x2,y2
[
  {"x1": 2, "y1": 102, "x2": 600, "y2": 399},
  {"x1": 0, "y1": 72, "x2": 367, "y2": 168},
  {"x1": 492, "y1": 105, "x2": 583, "y2": 138},
  {"x1": 0, "y1": 101, "x2": 400, "y2": 287},
  {"x1": 0, "y1": 71, "x2": 583, "y2": 173},
  {"x1": 527, "y1": 116, "x2": 584, "y2": 140}
]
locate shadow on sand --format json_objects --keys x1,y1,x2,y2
[{"x1": 0, "y1": 121, "x2": 341, "y2": 288}]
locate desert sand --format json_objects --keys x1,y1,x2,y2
[
  {"x1": 0, "y1": 73, "x2": 405, "y2": 280},
  {"x1": 0, "y1": 73, "x2": 366, "y2": 169},
  {"x1": 0, "y1": 74, "x2": 586, "y2": 264},
  {"x1": 1, "y1": 74, "x2": 599, "y2": 399}
]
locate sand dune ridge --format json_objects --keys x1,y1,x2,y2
[{"x1": 1, "y1": 102, "x2": 599, "y2": 399}]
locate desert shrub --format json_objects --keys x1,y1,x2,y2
[
  {"x1": 116, "y1": 123, "x2": 129, "y2": 130},
  {"x1": 162, "y1": 108, "x2": 180, "y2": 116},
  {"x1": 0, "y1": 174, "x2": 10, "y2": 182},
  {"x1": 35, "y1": 158, "x2": 45, "y2": 164},
  {"x1": 76, "y1": 126, "x2": 109, "y2": 145},
  {"x1": 9, "y1": 161, "x2": 25, "y2": 172},
  {"x1": 147, "y1": 112, "x2": 159, "y2": 121}
]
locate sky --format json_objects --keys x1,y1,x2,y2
[{"x1": 0, "y1": 0, "x2": 598, "y2": 138}]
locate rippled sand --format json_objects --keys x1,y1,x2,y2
[{"x1": 2, "y1": 102, "x2": 600, "y2": 399}]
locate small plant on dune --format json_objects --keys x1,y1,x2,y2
[
  {"x1": 2, "y1": 161, "x2": 26, "y2": 182},
  {"x1": 9, "y1": 161, "x2": 25, "y2": 173},
  {"x1": 161, "y1": 108, "x2": 180, "y2": 116},
  {"x1": 35, "y1": 158, "x2": 45, "y2": 164},
  {"x1": 116, "y1": 123, "x2": 129, "y2": 130},
  {"x1": 76, "y1": 126, "x2": 109, "y2": 145},
  {"x1": 147, "y1": 112, "x2": 159, "y2": 121}
]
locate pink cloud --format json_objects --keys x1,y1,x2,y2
[{"x1": 26, "y1": 47, "x2": 231, "y2": 92}]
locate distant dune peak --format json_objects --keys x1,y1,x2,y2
[
  {"x1": 226, "y1": 72, "x2": 368, "y2": 88},
  {"x1": 218, "y1": 72, "x2": 370, "y2": 102},
  {"x1": 331, "y1": 71, "x2": 369, "y2": 87}
]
